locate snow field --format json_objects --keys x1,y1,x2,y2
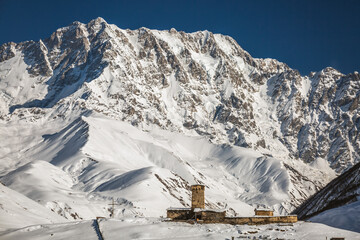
[{"x1": 1, "y1": 218, "x2": 359, "y2": 240}]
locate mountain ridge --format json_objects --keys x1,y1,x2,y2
[{"x1": 1, "y1": 17, "x2": 358, "y2": 172}]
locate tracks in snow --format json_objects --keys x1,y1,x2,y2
[{"x1": 92, "y1": 219, "x2": 105, "y2": 240}]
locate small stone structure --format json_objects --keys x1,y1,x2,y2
[
  {"x1": 254, "y1": 208, "x2": 274, "y2": 216},
  {"x1": 166, "y1": 184, "x2": 298, "y2": 225}
]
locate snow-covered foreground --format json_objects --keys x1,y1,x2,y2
[{"x1": 0, "y1": 218, "x2": 359, "y2": 240}]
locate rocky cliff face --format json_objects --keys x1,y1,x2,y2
[{"x1": 0, "y1": 17, "x2": 359, "y2": 181}]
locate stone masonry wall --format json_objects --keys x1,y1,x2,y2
[
  {"x1": 167, "y1": 209, "x2": 193, "y2": 220},
  {"x1": 223, "y1": 215, "x2": 298, "y2": 225},
  {"x1": 199, "y1": 211, "x2": 226, "y2": 222}
]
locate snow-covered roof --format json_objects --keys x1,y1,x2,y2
[
  {"x1": 255, "y1": 208, "x2": 273, "y2": 211},
  {"x1": 167, "y1": 207, "x2": 191, "y2": 211},
  {"x1": 193, "y1": 208, "x2": 226, "y2": 213}
]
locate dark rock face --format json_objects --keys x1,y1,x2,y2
[
  {"x1": 0, "y1": 17, "x2": 359, "y2": 175},
  {"x1": 292, "y1": 161, "x2": 360, "y2": 219},
  {"x1": 23, "y1": 40, "x2": 53, "y2": 77},
  {"x1": 0, "y1": 42, "x2": 16, "y2": 62}
]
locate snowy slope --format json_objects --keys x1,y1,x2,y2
[
  {"x1": 0, "y1": 183, "x2": 66, "y2": 230},
  {"x1": 0, "y1": 113, "x2": 333, "y2": 223},
  {"x1": 1, "y1": 218, "x2": 359, "y2": 240},
  {"x1": 293, "y1": 161, "x2": 360, "y2": 232},
  {"x1": 310, "y1": 200, "x2": 360, "y2": 233},
  {"x1": 0, "y1": 115, "x2": 301, "y2": 219}
]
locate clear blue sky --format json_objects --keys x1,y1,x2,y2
[{"x1": 0, "y1": 0, "x2": 359, "y2": 75}]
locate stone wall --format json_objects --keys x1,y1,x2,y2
[
  {"x1": 167, "y1": 209, "x2": 193, "y2": 220},
  {"x1": 167, "y1": 209, "x2": 297, "y2": 225},
  {"x1": 223, "y1": 215, "x2": 298, "y2": 225},
  {"x1": 199, "y1": 211, "x2": 226, "y2": 222}
]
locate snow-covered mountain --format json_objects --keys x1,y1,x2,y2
[
  {"x1": 1, "y1": 17, "x2": 359, "y2": 172},
  {"x1": 0, "y1": 17, "x2": 359, "y2": 229}
]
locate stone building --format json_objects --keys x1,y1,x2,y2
[
  {"x1": 166, "y1": 184, "x2": 297, "y2": 225},
  {"x1": 254, "y1": 208, "x2": 274, "y2": 216},
  {"x1": 166, "y1": 208, "x2": 193, "y2": 220},
  {"x1": 167, "y1": 184, "x2": 226, "y2": 221},
  {"x1": 167, "y1": 184, "x2": 224, "y2": 221}
]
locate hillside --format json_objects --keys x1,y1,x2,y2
[{"x1": 293, "y1": 161, "x2": 360, "y2": 232}]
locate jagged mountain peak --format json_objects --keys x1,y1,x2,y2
[{"x1": 89, "y1": 16, "x2": 107, "y2": 24}]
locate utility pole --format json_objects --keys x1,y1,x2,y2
[{"x1": 108, "y1": 198, "x2": 121, "y2": 218}]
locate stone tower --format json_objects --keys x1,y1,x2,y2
[{"x1": 191, "y1": 185, "x2": 205, "y2": 209}]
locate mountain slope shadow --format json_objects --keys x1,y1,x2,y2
[{"x1": 40, "y1": 117, "x2": 90, "y2": 166}]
